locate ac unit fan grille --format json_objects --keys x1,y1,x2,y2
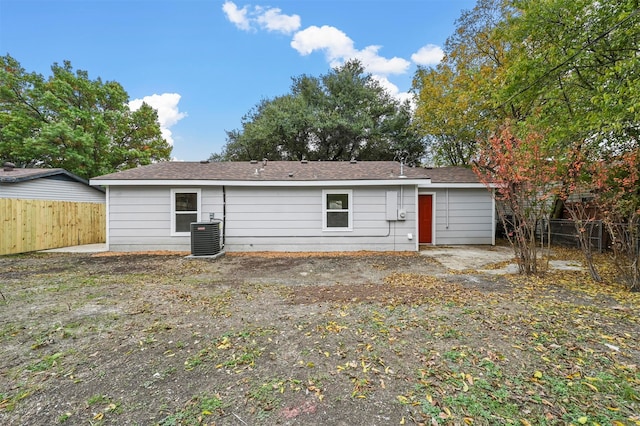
[{"x1": 190, "y1": 221, "x2": 221, "y2": 256}]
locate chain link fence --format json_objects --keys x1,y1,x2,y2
[{"x1": 540, "y1": 219, "x2": 605, "y2": 252}]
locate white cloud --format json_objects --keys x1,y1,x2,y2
[
  {"x1": 129, "y1": 93, "x2": 187, "y2": 146},
  {"x1": 223, "y1": 2, "x2": 437, "y2": 102},
  {"x1": 222, "y1": 1, "x2": 251, "y2": 31},
  {"x1": 291, "y1": 25, "x2": 409, "y2": 76},
  {"x1": 291, "y1": 25, "x2": 354, "y2": 60},
  {"x1": 353, "y1": 45, "x2": 410, "y2": 75},
  {"x1": 372, "y1": 75, "x2": 414, "y2": 106},
  {"x1": 256, "y1": 7, "x2": 301, "y2": 34},
  {"x1": 222, "y1": 1, "x2": 300, "y2": 34},
  {"x1": 411, "y1": 44, "x2": 444, "y2": 66}
]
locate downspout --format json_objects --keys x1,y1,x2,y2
[
  {"x1": 491, "y1": 188, "x2": 496, "y2": 245},
  {"x1": 445, "y1": 188, "x2": 450, "y2": 229},
  {"x1": 105, "y1": 186, "x2": 110, "y2": 250},
  {"x1": 222, "y1": 185, "x2": 226, "y2": 248}
]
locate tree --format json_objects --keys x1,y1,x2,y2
[
  {"x1": 413, "y1": 0, "x2": 639, "y2": 165},
  {"x1": 412, "y1": 0, "x2": 517, "y2": 166},
  {"x1": 474, "y1": 126, "x2": 560, "y2": 275},
  {"x1": 412, "y1": 64, "x2": 487, "y2": 166},
  {"x1": 499, "y1": 0, "x2": 640, "y2": 153},
  {"x1": 212, "y1": 60, "x2": 425, "y2": 165},
  {"x1": 0, "y1": 55, "x2": 171, "y2": 179},
  {"x1": 591, "y1": 150, "x2": 640, "y2": 291},
  {"x1": 558, "y1": 146, "x2": 603, "y2": 282}
]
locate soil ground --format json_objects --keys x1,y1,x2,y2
[{"x1": 1, "y1": 247, "x2": 639, "y2": 425}]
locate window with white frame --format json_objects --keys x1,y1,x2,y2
[
  {"x1": 171, "y1": 189, "x2": 201, "y2": 235},
  {"x1": 322, "y1": 189, "x2": 352, "y2": 231}
]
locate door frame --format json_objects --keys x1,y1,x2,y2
[{"x1": 417, "y1": 191, "x2": 436, "y2": 247}]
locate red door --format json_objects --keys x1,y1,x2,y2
[{"x1": 418, "y1": 195, "x2": 433, "y2": 244}]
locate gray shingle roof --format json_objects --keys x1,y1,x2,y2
[
  {"x1": 0, "y1": 167, "x2": 99, "y2": 187},
  {"x1": 421, "y1": 166, "x2": 482, "y2": 183},
  {"x1": 91, "y1": 161, "x2": 481, "y2": 184}
]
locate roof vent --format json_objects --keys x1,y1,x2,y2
[
  {"x1": 350, "y1": 159, "x2": 357, "y2": 164},
  {"x1": 288, "y1": 172, "x2": 294, "y2": 177},
  {"x1": 250, "y1": 160, "x2": 258, "y2": 164},
  {"x1": 3, "y1": 162, "x2": 15, "y2": 172},
  {"x1": 301, "y1": 159, "x2": 308, "y2": 164},
  {"x1": 262, "y1": 158, "x2": 268, "y2": 167},
  {"x1": 200, "y1": 160, "x2": 210, "y2": 164}
]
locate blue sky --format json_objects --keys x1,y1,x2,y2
[{"x1": 0, "y1": 0, "x2": 476, "y2": 162}]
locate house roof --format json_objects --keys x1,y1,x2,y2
[
  {"x1": 0, "y1": 167, "x2": 105, "y2": 192},
  {"x1": 421, "y1": 166, "x2": 482, "y2": 183},
  {"x1": 91, "y1": 161, "x2": 482, "y2": 185}
]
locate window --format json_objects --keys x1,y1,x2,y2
[
  {"x1": 171, "y1": 189, "x2": 201, "y2": 235},
  {"x1": 323, "y1": 189, "x2": 352, "y2": 231}
]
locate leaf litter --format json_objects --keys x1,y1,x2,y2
[{"x1": 0, "y1": 247, "x2": 638, "y2": 425}]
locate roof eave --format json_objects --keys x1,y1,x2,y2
[
  {"x1": 90, "y1": 178, "x2": 431, "y2": 187},
  {"x1": 420, "y1": 182, "x2": 489, "y2": 189}
]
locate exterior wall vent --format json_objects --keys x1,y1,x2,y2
[{"x1": 190, "y1": 220, "x2": 222, "y2": 256}]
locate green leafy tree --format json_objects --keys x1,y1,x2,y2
[
  {"x1": 413, "y1": 0, "x2": 639, "y2": 164},
  {"x1": 412, "y1": 0, "x2": 516, "y2": 166},
  {"x1": 500, "y1": 0, "x2": 640, "y2": 153},
  {"x1": 0, "y1": 55, "x2": 171, "y2": 179},
  {"x1": 213, "y1": 60, "x2": 425, "y2": 165}
]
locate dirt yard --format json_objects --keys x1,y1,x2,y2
[{"x1": 1, "y1": 248, "x2": 638, "y2": 425}]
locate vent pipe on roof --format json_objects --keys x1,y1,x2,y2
[
  {"x1": 399, "y1": 161, "x2": 406, "y2": 178},
  {"x1": 3, "y1": 162, "x2": 15, "y2": 172},
  {"x1": 262, "y1": 158, "x2": 268, "y2": 167}
]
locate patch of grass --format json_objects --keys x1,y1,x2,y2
[
  {"x1": 87, "y1": 394, "x2": 110, "y2": 406},
  {"x1": 184, "y1": 327, "x2": 276, "y2": 372},
  {"x1": 247, "y1": 381, "x2": 280, "y2": 416},
  {"x1": 0, "y1": 323, "x2": 20, "y2": 342},
  {"x1": 0, "y1": 389, "x2": 34, "y2": 412},
  {"x1": 442, "y1": 327, "x2": 461, "y2": 339},
  {"x1": 57, "y1": 412, "x2": 71, "y2": 423},
  {"x1": 158, "y1": 393, "x2": 227, "y2": 426},
  {"x1": 26, "y1": 352, "x2": 63, "y2": 372}
]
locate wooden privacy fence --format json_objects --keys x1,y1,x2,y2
[{"x1": 0, "y1": 199, "x2": 106, "y2": 255}]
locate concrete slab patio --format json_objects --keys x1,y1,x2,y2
[
  {"x1": 41, "y1": 243, "x2": 107, "y2": 253},
  {"x1": 420, "y1": 245, "x2": 514, "y2": 271},
  {"x1": 420, "y1": 245, "x2": 586, "y2": 273}
]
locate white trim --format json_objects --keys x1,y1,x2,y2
[
  {"x1": 90, "y1": 179, "x2": 430, "y2": 187},
  {"x1": 418, "y1": 192, "x2": 437, "y2": 246},
  {"x1": 414, "y1": 189, "x2": 419, "y2": 251},
  {"x1": 105, "y1": 186, "x2": 110, "y2": 250},
  {"x1": 419, "y1": 182, "x2": 488, "y2": 189},
  {"x1": 170, "y1": 188, "x2": 201, "y2": 236},
  {"x1": 491, "y1": 189, "x2": 496, "y2": 245},
  {"x1": 322, "y1": 189, "x2": 353, "y2": 232}
]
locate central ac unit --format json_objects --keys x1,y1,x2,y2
[{"x1": 190, "y1": 221, "x2": 221, "y2": 256}]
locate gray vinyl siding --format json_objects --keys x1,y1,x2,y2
[
  {"x1": 107, "y1": 185, "x2": 417, "y2": 252},
  {"x1": 431, "y1": 188, "x2": 494, "y2": 245},
  {"x1": 107, "y1": 186, "x2": 223, "y2": 251},
  {"x1": 224, "y1": 186, "x2": 416, "y2": 252},
  {"x1": 0, "y1": 177, "x2": 105, "y2": 203}
]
